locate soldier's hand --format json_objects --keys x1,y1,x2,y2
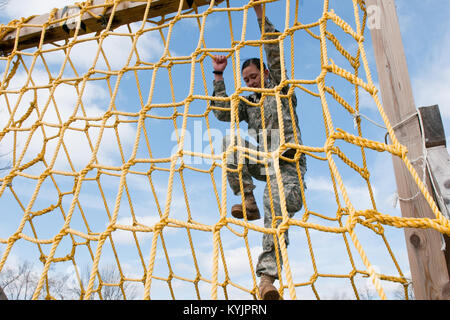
[
  {"x1": 212, "y1": 55, "x2": 228, "y2": 72},
  {"x1": 249, "y1": 0, "x2": 263, "y2": 18}
]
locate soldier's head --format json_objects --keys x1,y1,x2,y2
[{"x1": 242, "y1": 58, "x2": 269, "y2": 88}]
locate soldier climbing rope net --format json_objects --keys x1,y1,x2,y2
[{"x1": 0, "y1": 0, "x2": 448, "y2": 300}]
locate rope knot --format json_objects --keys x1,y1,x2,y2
[
  {"x1": 277, "y1": 219, "x2": 290, "y2": 235},
  {"x1": 213, "y1": 218, "x2": 227, "y2": 232},
  {"x1": 153, "y1": 219, "x2": 167, "y2": 233}
]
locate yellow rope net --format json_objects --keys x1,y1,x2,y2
[{"x1": 0, "y1": 0, "x2": 448, "y2": 300}]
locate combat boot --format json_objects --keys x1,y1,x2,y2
[
  {"x1": 230, "y1": 191, "x2": 260, "y2": 220},
  {"x1": 259, "y1": 274, "x2": 280, "y2": 300}
]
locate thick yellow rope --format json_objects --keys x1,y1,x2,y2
[{"x1": 0, "y1": 0, "x2": 447, "y2": 300}]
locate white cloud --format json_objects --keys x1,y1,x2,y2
[
  {"x1": 195, "y1": 244, "x2": 261, "y2": 280},
  {"x1": 111, "y1": 214, "x2": 180, "y2": 245},
  {"x1": 2, "y1": 0, "x2": 76, "y2": 18},
  {"x1": 358, "y1": 81, "x2": 380, "y2": 111},
  {"x1": 0, "y1": 67, "x2": 137, "y2": 173},
  {"x1": 42, "y1": 23, "x2": 166, "y2": 71},
  {"x1": 220, "y1": 245, "x2": 262, "y2": 278},
  {"x1": 2, "y1": 1, "x2": 166, "y2": 71},
  {"x1": 111, "y1": 215, "x2": 157, "y2": 245},
  {"x1": 306, "y1": 175, "x2": 378, "y2": 211},
  {"x1": 305, "y1": 175, "x2": 334, "y2": 193}
]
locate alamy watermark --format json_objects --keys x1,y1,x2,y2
[
  {"x1": 367, "y1": 5, "x2": 381, "y2": 30},
  {"x1": 169, "y1": 120, "x2": 286, "y2": 174}
]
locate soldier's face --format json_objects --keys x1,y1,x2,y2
[{"x1": 242, "y1": 64, "x2": 268, "y2": 88}]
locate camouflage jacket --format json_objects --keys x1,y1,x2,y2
[{"x1": 211, "y1": 17, "x2": 305, "y2": 167}]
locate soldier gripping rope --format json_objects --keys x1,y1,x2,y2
[{"x1": 210, "y1": 1, "x2": 307, "y2": 300}]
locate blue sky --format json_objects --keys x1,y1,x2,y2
[{"x1": 0, "y1": 0, "x2": 449, "y2": 300}]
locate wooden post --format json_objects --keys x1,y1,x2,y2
[
  {"x1": 419, "y1": 105, "x2": 450, "y2": 286},
  {"x1": 0, "y1": 0, "x2": 222, "y2": 55},
  {"x1": 365, "y1": 0, "x2": 450, "y2": 299},
  {"x1": 0, "y1": 286, "x2": 7, "y2": 300},
  {"x1": 419, "y1": 106, "x2": 450, "y2": 220}
]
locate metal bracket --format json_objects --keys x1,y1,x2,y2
[
  {"x1": 61, "y1": 5, "x2": 87, "y2": 35},
  {"x1": 98, "y1": 14, "x2": 109, "y2": 27}
]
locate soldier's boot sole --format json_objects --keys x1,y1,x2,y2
[
  {"x1": 259, "y1": 282, "x2": 280, "y2": 300},
  {"x1": 231, "y1": 204, "x2": 260, "y2": 220}
]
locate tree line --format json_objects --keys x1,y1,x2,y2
[{"x1": 0, "y1": 259, "x2": 139, "y2": 300}]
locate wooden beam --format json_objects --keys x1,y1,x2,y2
[
  {"x1": 0, "y1": 0, "x2": 221, "y2": 55},
  {"x1": 366, "y1": 0, "x2": 450, "y2": 299},
  {"x1": 419, "y1": 105, "x2": 447, "y2": 148}
]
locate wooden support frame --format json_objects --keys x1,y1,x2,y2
[
  {"x1": 0, "y1": 0, "x2": 221, "y2": 55},
  {"x1": 0, "y1": 285, "x2": 6, "y2": 300},
  {"x1": 419, "y1": 105, "x2": 450, "y2": 282},
  {"x1": 419, "y1": 105, "x2": 450, "y2": 219},
  {"x1": 366, "y1": 0, "x2": 450, "y2": 299}
]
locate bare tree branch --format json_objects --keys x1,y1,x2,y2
[
  {"x1": 69, "y1": 264, "x2": 138, "y2": 300},
  {"x1": 0, "y1": 261, "x2": 38, "y2": 300}
]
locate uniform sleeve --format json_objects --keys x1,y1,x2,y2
[
  {"x1": 258, "y1": 17, "x2": 283, "y2": 85},
  {"x1": 258, "y1": 16, "x2": 296, "y2": 104},
  {"x1": 211, "y1": 79, "x2": 248, "y2": 123}
]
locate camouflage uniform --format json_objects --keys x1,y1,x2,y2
[{"x1": 211, "y1": 17, "x2": 307, "y2": 279}]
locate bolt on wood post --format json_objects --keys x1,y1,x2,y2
[{"x1": 365, "y1": 0, "x2": 450, "y2": 299}]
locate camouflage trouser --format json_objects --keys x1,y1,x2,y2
[{"x1": 223, "y1": 135, "x2": 305, "y2": 279}]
